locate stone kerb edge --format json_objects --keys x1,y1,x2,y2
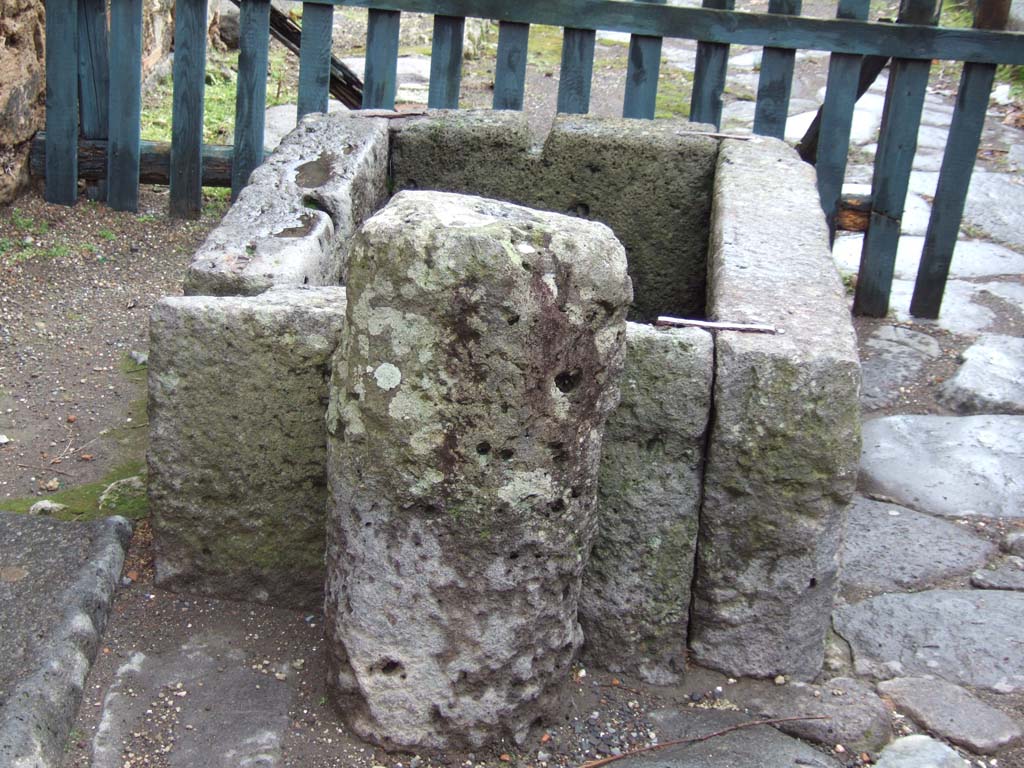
[
  {"x1": 0, "y1": 517, "x2": 132, "y2": 768},
  {"x1": 690, "y1": 137, "x2": 861, "y2": 680}
]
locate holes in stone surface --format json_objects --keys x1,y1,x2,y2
[
  {"x1": 549, "y1": 498, "x2": 566, "y2": 513},
  {"x1": 646, "y1": 437, "x2": 663, "y2": 452},
  {"x1": 507, "y1": 313, "x2": 520, "y2": 325},
  {"x1": 202, "y1": 546, "x2": 211, "y2": 556},
  {"x1": 568, "y1": 201, "x2": 590, "y2": 217},
  {"x1": 498, "y1": 448, "x2": 515, "y2": 460},
  {"x1": 476, "y1": 441, "x2": 492, "y2": 455},
  {"x1": 555, "y1": 370, "x2": 581, "y2": 394},
  {"x1": 377, "y1": 658, "x2": 405, "y2": 676},
  {"x1": 347, "y1": 391, "x2": 360, "y2": 401},
  {"x1": 808, "y1": 577, "x2": 817, "y2": 589},
  {"x1": 570, "y1": 486, "x2": 582, "y2": 499},
  {"x1": 509, "y1": 551, "x2": 520, "y2": 560}
]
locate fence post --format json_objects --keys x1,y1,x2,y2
[
  {"x1": 363, "y1": 9, "x2": 401, "y2": 109},
  {"x1": 78, "y1": 0, "x2": 109, "y2": 201},
  {"x1": 169, "y1": 0, "x2": 209, "y2": 218},
  {"x1": 44, "y1": 0, "x2": 79, "y2": 205},
  {"x1": 493, "y1": 21, "x2": 530, "y2": 110},
  {"x1": 853, "y1": 0, "x2": 941, "y2": 317},
  {"x1": 752, "y1": 0, "x2": 801, "y2": 138},
  {"x1": 428, "y1": 15, "x2": 465, "y2": 108},
  {"x1": 107, "y1": 0, "x2": 144, "y2": 211},
  {"x1": 557, "y1": 28, "x2": 596, "y2": 114},
  {"x1": 232, "y1": 0, "x2": 272, "y2": 200},
  {"x1": 690, "y1": 0, "x2": 734, "y2": 128},
  {"x1": 298, "y1": 2, "x2": 335, "y2": 117},
  {"x1": 622, "y1": 0, "x2": 665, "y2": 120},
  {"x1": 910, "y1": 0, "x2": 1011, "y2": 318}
]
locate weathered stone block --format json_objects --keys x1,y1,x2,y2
[
  {"x1": 390, "y1": 110, "x2": 718, "y2": 320},
  {"x1": 149, "y1": 286, "x2": 346, "y2": 608},
  {"x1": 689, "y1": 138, "x2": 861, "y2": 680},
  {"x1": 579, "y1": 323, "x2": 712, "y2": 684},
  {"x1": 324, "y1": 191, "x2": 631, "y2": 750},
  {"x1": 184, "y1": 113, "x2": 389, "y2": 296}
]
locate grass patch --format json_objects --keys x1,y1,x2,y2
[
  {"x1": 0, "y1": 461, "x2": 147, "y2": 522},
  {"x1": 527, "y1": 25, "x2": 566, "y2": 70},
  {"x1": 655, "y1": 71, "x2": 694, "y2": 119}
]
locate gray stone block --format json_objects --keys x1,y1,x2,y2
[
  {"x1": 149, "y1": 286, "x2": 347, "y2": 608},
  {"x1": 874, "y1": 735, "x2": 969, "y2": 768},
  {"x1": 324, "y1": 191, "x2": 632, "y2": 751},
  {"x1": 185, "y1": 113, "x2": 389, "y2": 296},
  {"x1": 877, "y1": 677, "x2": 1022, "y2": 754},
  {"x1": 580, "y1": 323, "x2": 712, "y2": 684},
  {"x1": 690, "y1": 138, "x2": 861, "y2": 680},
  {"x1": 390, "y1": 110, "x2": 719, "y2": 321},
  {"x1": 939, "y1": 334, "x2": 1024, "y2": 415}
]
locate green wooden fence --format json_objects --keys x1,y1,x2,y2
[{"x1": 40, "y1": 0, "x2": 1024, "y2": 318}]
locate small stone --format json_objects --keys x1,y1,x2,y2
[
  {"x1": 130, "y1": 350, "x2": 149, "y2": 366},
  {"x1": 98, "y1": 476, "x2": 145, "y2": 511},
  {"x1": 971, "y1": 558, "x2": 1024, "y2": 591},
  {"x1": 1001, "y1": 531, "x2": 1024, "y2": 557},
  {"x1": 0, "y1": 434, "x2": 10, "y2": 445},
  {"x1": 42, "y1": 478, "x2": 60, "y2": 491},
  {"x1": 28, "y1": 499, "x2": 68, "y2": 516},
  {"x1": 873, "y1": 735, "x2": 969, "y2": 768},
  {"x1": 536, "y1": 751, "x2": 550, "y2": 763},
  {"x1": 774, "y1": 675, "x2": 786, "y2": 686}
]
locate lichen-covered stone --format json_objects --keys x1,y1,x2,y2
[
  {"x1": 390, "y1": 110, "x2": 718, "y2": 321},
  {"x1": 689, "y1": 138, "x2": 861, "y2": 680},
  {"x1": 184, "y1": 113, "x2": 389, "y2": 296},
  {"x1": 324, "y1": 190, "x2": 632, "y2": 751},
  {"x1": 579, "y1": 323, "x2": 712, "y2": 684},
  {"x1": 149, "y1": 286, "x2": 346, "y2": 608}
]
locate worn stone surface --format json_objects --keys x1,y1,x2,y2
[
  {"x1": 149, "y1": 287, "x2": 347, "y2": 608},
  {"x1": 390, "y1": 110, "x2": 719, "y2": 321},
  {"x1": 939, "y1": 334, "x2": 1024, "y2": 415},
  {"x1": 1003, "y1": 531, "x2": 1024, "y2": 557},
  {"x1": 185, "y1": 113, "x2": 389, "y2": 296},
  {"x1": 839, "y1": 496, "x2": 996, "y2": 597},
  {"x1": 877, "y1": 677, "x2": 1023, "y2": 754},
  {"x1": 580, "y1": 323, "x2": 712, "y2": 684},
  {"x1": 860, "y1": 326, "x2": 941, "y2": 410},
  {"x1": 325, "y1": 191, "x2": 632, "y2": 751},
  {"x1": 615, "y1": 708, "x2": 843, "y2": 768},
  {"x1": 834, "y1": 590, "x2": 1024, "y2": 692},
  {"x1": 0, "y1": 514, "x2": 130, "y2": 768},
  {"x1": 874, "y1": 735, "x2": 969, "y2": 768},
  {"x1": 860, "y1": 415, "x2": 1024, "y2": 518},
  {"x1": 971, "y1": 556, "x2": 1024, "y2": 591},
  {"x1": 690, "y1": 138, "x2": 861, "y2": 680},
  {"x1": 90, "y1": 632, "x2": 292, "y2": 768},
  {"x1": 729, "y1": 676, "x2": 891, "y2": 753}
]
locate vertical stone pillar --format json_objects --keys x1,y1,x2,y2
[{"x1": 324, "y1": 191, "x2": 631, "y2": 751}]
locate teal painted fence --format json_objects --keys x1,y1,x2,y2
[{"x1": 41, "y1": 0, "x2": 1024, "y2": 317}]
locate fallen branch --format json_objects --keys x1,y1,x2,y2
[
  {"x1": 655, "y1": 316, "x2": 780, "y2": 334},
  {"x1": 578, "y1": 716, "x2": 831, "y2": 768},
  {"x1": 17, "y1": 463, "x2": 75, "y2": 477}
]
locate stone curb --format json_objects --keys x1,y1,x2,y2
[{"x1": 0, "y1": 516, "x2": 132, "y2": 768}]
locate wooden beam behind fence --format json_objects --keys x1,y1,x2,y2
[
  {"x1": 232, "y1": 0, "x2": 272, "y2": 199},
  {"x1": 169, "y1": 0, "x2": 208, "y2": 217},
  {"x1": 297, "y1": 2, "x2": 336, "y2": 117},
  {"x1": 107, "y1": 0, "x2": 143, "y2": 211},
  {"x1": 690, "y1": 0, "x2": 734, "y2": 128},
  {"x1": 752, "y1": 0, "x2": 800, "y2": 139},
  {"x1": 622, "y1": 0, "x2": 665, "y2": 120},
  {"x1": 428, "y1": 15, "x2": 465, "y2": 108},
  {"x1": 557, "y1": 27, "x2": 597, "y2": 114},
  {"x1": 492, "y1": 21, "x2": 530, "y2": 110},
  {"x1": 363, "y1": 9, "x2": 401, "y2": 108},
  {"x1": 45, "y1": 0, "x2": 78, "y2": 205}
]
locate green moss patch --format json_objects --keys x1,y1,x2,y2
[{"x1": 0, "y1": 461, "x2": 148, "y2": 522}]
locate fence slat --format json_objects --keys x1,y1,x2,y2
[
  {"x1": 169, "y1": 0, "x2": 208, "y2": 218},
  {"x1": 690, "y1": 0, "x2": 734, "y2": 128},
  {"x1": 45, "y1": 0, "x2": 78, "y2": 205},
  {"x1": 493, "y1": 21, "x2": 530, "y2": 110},
  {"x1": 298, "y1": 1, "x2": 335, "y2": 117},
  {"x1": 428, "y1": 15, "x2": 465, "y2": 108},
  {"x1": 107, "y1": 0, "x2": 143, "y2": 211},
  {"x1": 78, "y1": 0, "x2": 109, "y2": 201},
  {"x1": 909, "y1": 72, "x2": 996, "y2": 317},
  {"x1": 232, "y1": 0, "x2": 271, "y2": 200},
  {"x1": 853, "y1": 0, "x2": 940, "y2": 317},
  {"x1": 622, "y1": 0, "x2": 665, "y2": 120},
  {"x1": 814, "y1": 0, "x2": 870, "y2": 236},
  {"x1": 557, "y1": 27, "x2": 596, "y2": 114},
  {"x1": 752, "y1": 0, "x2": 801, "y2": 138},
  {"x1": 363, "y1": 9, "x2": 401, "y2": 109}
]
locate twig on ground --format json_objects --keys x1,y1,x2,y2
[
  {"x1": 18, "y1": 463, "x2": 75, "y2": 477},
  {"x1": 655, "y1": 316, "x2": 780, "y2": 334},
  {"x1": 577, "y1": 716, "x2": 831, "y2": 768}
]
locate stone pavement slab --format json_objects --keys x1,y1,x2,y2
[
  {"x1": 833, "y1": 590, "x2": 1024, "y2": 692},
  {"x1": 859, "y1": 326, "x2": 941, "y2": 410},
  {"x1": 877, "y1": 677, "x2": 1023, "y2": 754},
  {"x1": 839, "y1": 496, "x2": 995, "y2": 596},
  {"x1": 939, "y1": 334, "x2": 1024, "y2": 415},
  {"x1": 860, "y1": 415, "x2": 1024, "y2": 518},
  {"x1": 971, "y1": 557, "x2": 1024, "y2": 591},
  {"x1": 887, "y1": 278, "x2": 1020, "y2": 336},
  {"x1": 0, "y1": 512, "x2": 131, "y2": 768},
  {"x1": 909, "y1": 170, "x2": 1024, "y2": 251},
  {"x1": 873, "y1": 735, "x2": 968, "y2": 768},
  {"x1": 833, "y1": 234, "x2": 1024, "y2": 280}
]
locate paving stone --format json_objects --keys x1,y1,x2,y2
[
  {"x1": 888, "y1": 279, "x2": 997, "y2": 335},
  {"x1": 1003, "y1": 531, "x2": 1024, "y2": 556},
  {"x1": 839, "y1": 496, "x2": 996, "y2": 596},
  {"x1": 939, "y1": 334, "x2": 1024, "y2": 415},
  {"x1": 834, "y1": 590, "x2": 1024, "y2": 692},
  {"x1": 874, "y1": 735, "x2": 968, "y2": 768},
  {"x1": 971, "y1": 556, "x2": 1024, "y2": 591},
  {"x1": 860, "y1": 415, "x2": 1024, "y2": 518},
  {"x1": 263, "y1": 100, "x2": 347, "y2": 152},
  {"x1": 728, "y1": 675, "x2": 891, "y2": 753},
  {"x1": 610, "y1": 708, "x2": 843, "y2": 768},
  {"x1": 877, "y1": 677, "x2": 1022, "y2": 754},
  {"x1": 832, "y1": 234, "x2": 1024, "y2": 280},
  {"x1": 859, "y1": 325, "x2": 941, "y2": 410},
  {"x1": 90, "y1": 631, "x2": 292, "y2": 768},
  {"x1": 909, "y1": 170, "x2": 1024, "y2": 251}
]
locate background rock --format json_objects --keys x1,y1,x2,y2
[{"x1": 939, "y1": 334, "x2": 1024, "y2": 415}]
